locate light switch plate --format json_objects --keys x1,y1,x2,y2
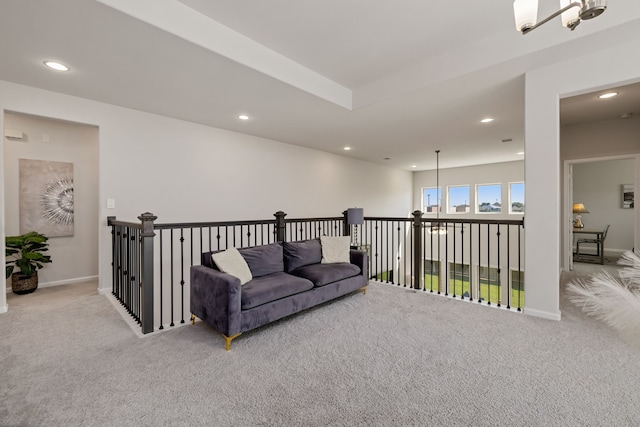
[{"x1": 107, "y1": 199, "x2": 115, "y2": 209}]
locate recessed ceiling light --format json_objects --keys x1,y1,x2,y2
[
  {"x1": 344, "y1": 146, "x2": 351, "y2": 151},
  {"x1": 237, "y1": 114, "x2": 250, "y2": 120},
  {"x1": 411, "y1": 165, "x2": 417, "y2": 168},
  {"x1": 598, "y1": 92, "x2": 618, "y2": 99},
  {"x1": 44, "y1": 61, "x2": 69, "y2": 71},
  {"x1": 480, "y1": 118, "x2": 494, "y2": 123},
  {"x1": 517, "y1": 151, "x2": 525, "y2": 155},
  {"x1": 620, "y1": 112, "x2": 633, "y2": 119}
]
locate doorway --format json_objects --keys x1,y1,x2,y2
[
  {"x1": 3, "y1": 111, "x2": 99, "y2": 296},
  {"x1": 563, "y1": 155, "x2": 638, "y2": 273}
]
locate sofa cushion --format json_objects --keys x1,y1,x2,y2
[
  {"x1": 283, "y1": 239, "x2": 322, "y2": 272},
  {"x1": 238, "y1": 243, "x2": 284, "y2": 278},
  {"x1": 320, "y1": 236, "x2": 351, "y2": 264},
  {"x1": 291, "y1": 263, "x2": 361, "y2": 287},
  {"x1": 211, "y1": 247, "x2": 252, "y2": 285},
  {"x1": 241, "y1": 272, "x2": 314, "y2": 310}
]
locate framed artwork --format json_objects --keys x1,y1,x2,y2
[
  {"x1": 622, "y1": 184, "x2": 634, "y2": 209},
  {"x1": 19, "y1": 159, "x2": 74, "y2": 237}
]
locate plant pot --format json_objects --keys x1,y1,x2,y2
[{"x1": 11, "y1": 272, "x2": 38, "y2": 295}]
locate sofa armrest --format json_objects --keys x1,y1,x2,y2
[
  {"x1": 349, "y1": 249, "x2": 368, "y2": 280},
  {"x1": 190, "y1": 265, "x2": 242, "y2": 336}
]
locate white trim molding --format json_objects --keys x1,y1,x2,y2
[{"x1": 524, "y1": 307, "x2": 562, "y2": 321}]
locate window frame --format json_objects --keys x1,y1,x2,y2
[
  {"x1": 475, "y1": 183, "x2": 502, "y2": 214},
  {"x1": 508, "y1": 181, "x2": 525, "y2": 215},
  {"x1": 447, "y1": 185, "x2": 470, "y2": 214},
  {"x1": 421, "y1": 186, "x2": 442, "y2": 214}
]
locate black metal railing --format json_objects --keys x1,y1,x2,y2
[
  {"x1": 363, "y1": 212, "x2": 525, "y2": 311},
  {"x1": 108, "y1": 210, "x2": 524, "y2": 333}
]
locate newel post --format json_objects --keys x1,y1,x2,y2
[
  {"x1": 274, "y1": 211, "x2": 287, "y2": 242},
  {"x1": 412, "y1": 210, "x2": 424, "y2": 290},
  {"x1": 138, "y1": 212, "x2": 157, "y2": 334},
  {"x1": 342, "y1": 210, "x2": 350, "y2": 237}
]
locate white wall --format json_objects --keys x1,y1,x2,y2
[
  {"x1": 525, "y1": 38, "x2": 640, "y2": 321},
  {"x1": 3, "y1": 112, "x2": 99, "y2": 287},
  {"x1": 573, "y1": 159, "x2": 635, "y2": 254},
  {"x1": 561, "y1": 111, "x2": 639, "y2": 269},
  {"x1": 0, "y1": 80, "x2": 413, "y2": 300},
  {"x1": 413, "y1": 160, "x2": 524, "y2": 219},
  {"x1": 562, "y1": 115, "x2": 640, "y2": 161}
]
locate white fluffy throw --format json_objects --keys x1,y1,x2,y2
[{"x1": 567, "y1": 250, "x2": 640, "y2": 346}]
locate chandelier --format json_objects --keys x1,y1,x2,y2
[{"x1": 514, "y1": 0, "x2": 607, "y2": 35}]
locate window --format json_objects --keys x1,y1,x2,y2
[
  {"x1": 422, "y1": 187, "x2": 441, "y2": 213},
  {"x1": 476, "y1": 184, "x2": 502, "y2": 213},
  {"x1": 478, "y1": 265, "x2": 500, "y2": 304},
  {"x1": 509, "y1": 182, "x2": 525, "y2": 214},
  {"x1": 424, "y1": 259, "x2": 440, "y2": 292},
  {"x1": 511, "y1": 270, "x2": 524, "y2": 309},
  {"x1": 449, "y1": 262, "x2": 470, "y2": 297},
  {"x1": 448, "y1": 185, "x2": 470, "y2": 213}
]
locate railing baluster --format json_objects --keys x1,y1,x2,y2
[
  {"x1": 180, "y1": 228, "x2": 185, "y2": 324},
  {"x1": 469, "y1": 222, "x2": 473, "y2": 302},
  {"x1": 506, "y1": 224, "x2": 511, "y2": 310},
  {"x1": 518, "y1": 223, "x2": 523, "y2": 311},
  {"x1": 170, "y1": 229, "x2": 175, "y2": 327},
  {"x1": 496, "y1": 224, "x2": 501, "y2": 308},
  {"x1": 159, "y1": 229, "x2": 164, "y2": 330}
]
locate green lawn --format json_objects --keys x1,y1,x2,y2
[
  {"x1": 448, "y1": 277, "x2": 524, "y2": 308},
  {"x1": 375, "y1": 271, "x2": 524, "y2": 308}
]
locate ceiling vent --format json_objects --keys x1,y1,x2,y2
[{"x1": 500, "y1": 138, "x2": 513, "y2": 143}]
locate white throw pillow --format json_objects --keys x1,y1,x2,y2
[
  {"x1": 320, "y1": 236, "x2": 351, "y2": 264},
  {"x1": 211, "y1": 247, "x2": 252, "y2": 285}
]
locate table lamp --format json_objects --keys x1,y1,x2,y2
[
  {"x1": 572, "y1": 203, "x2": 589, "y2": 228},
  {"x1": 347, "y1": 208, "x2": 364, "y2": 245}
]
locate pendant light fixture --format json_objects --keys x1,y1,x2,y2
[{"x1": 429, "y1": 150, "x2": 447, "y2": 235}]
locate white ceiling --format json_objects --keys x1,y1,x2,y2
[{"x1": 1, "y1": 0, "x2": 639, "y2": 170}]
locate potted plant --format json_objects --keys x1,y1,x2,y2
[{"x1": 5, "y1": 231, "x2": 52, "y2": 294}]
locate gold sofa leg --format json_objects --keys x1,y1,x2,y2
[
  {"x1": 361, "y1": 286, "x2": 367, "y2": 295},
  {"x1": 190, "y1": 314, "x2": 196, "y2": 325},
  {"x1": 223, "y1": 333, "x2": 242, "y2": 351}
]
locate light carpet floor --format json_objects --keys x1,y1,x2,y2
[{"x1": 1, "y1": 278, "x2": 639, "y2": 426}]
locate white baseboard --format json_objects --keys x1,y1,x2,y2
[
  {"x1": 5, "y1": 275, "x2": 99, "y2": 293},
  {"x1": 0, "y1": 304, "x2": 7, "y2": 314},
  {"x1": 38, "y1": 275, "x2": 99, "y2": 289},
  {"x1": 524, "y1": 307, "x2": 561, "y2": 321},
  {"x1": 104, "y1": 293, "x2": 191, "y2": 338},
  {"x1": 97, "y1": 287, "x2": 111, "y2": 295}
]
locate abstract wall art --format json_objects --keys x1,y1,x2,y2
[{"x1": 19, "y1": 159, "x2": 74, "y2": 237}]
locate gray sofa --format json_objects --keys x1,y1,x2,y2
[{"x1": 190, "y1": 239, "x2": 368, "y2": 350}]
